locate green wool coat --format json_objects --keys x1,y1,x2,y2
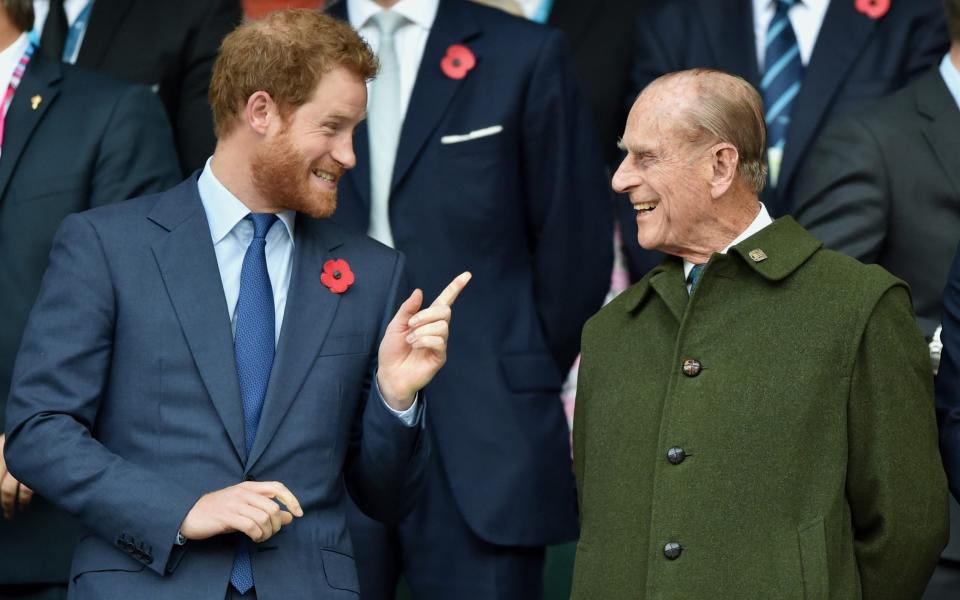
[{"x1": 572, "y1": 217, "x2": 948, "y2": 600}]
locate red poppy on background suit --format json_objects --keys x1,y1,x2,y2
[
  {"x1": 855, "y1": 0, "x2": 890, "y2": 20},
  {"x1": 441, "y1": 44, "x2": 476, "y2": 80},
  {"x1": 321, "y1": 259, "x2": 355, "y2": 294}
]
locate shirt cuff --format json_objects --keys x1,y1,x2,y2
[{"x1": 375, "y1": 379, "x2": 420, "y2": 427}]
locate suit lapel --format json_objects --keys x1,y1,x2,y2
[
  {"x1": 390, "y1": 0, "x2": 481, "y2": 192},
  {"x1": 150, "y1": 180, "x2": 246, "y2": 464},
  {"x1": 0, "y1": 55, "x2": 61, "y2": 203},
  {"x1": 698, "y1": 0, "x2": 759, "y2": 87},
  {"x1": 918, "y1": 69, "x2": 960, "y2": 202},
  {"x1": 75, "y1": 0, "x2": 134, "y2": 67},
  {"x1": 649, "y1": 261, "x2": 688, "y2": 322},
  {"x1": 779, "y1": 0, "x2": 877, "y2": 195},
  {"x1": 245, "y1": 217, "x2": 345, "y2": 471}
]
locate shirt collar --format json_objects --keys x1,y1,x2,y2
[
  {"x1": 683, "y1": 203, "x2": 773, "y2": 280},
  {"x1": 348, "y1": 0, "x2": 439, "y2": 32},
  {"x1": 940, "y1": 53, "x2": 960, "y2": 112},
  {"x1": 0, "y1": 33, "x2": 30, "y2": 84},
  {"x1": 197, "y1": 158, "x2": 296, "y2": 244},
  {"x1": 753, "y1": 0, "x2": 829, "y2": 14}
]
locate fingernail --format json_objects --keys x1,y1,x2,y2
[
  {"x1": 406, "y1": 334, "x2": 416, "y2": 343},
  {"x1": 409, "y1": 318, "x2": 419, "y2": 327}
]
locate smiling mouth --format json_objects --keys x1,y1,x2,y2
[
  {"x1": 311, "y1": 168, "x2": 338, "y2": 183},
  {"x1": 634, "y1": 200, "x2": 659, "y2": 214}
]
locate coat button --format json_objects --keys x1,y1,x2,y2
[
  {"x1": 667, "y1": 447, "x2": 686, "y2": 465},
  {"x1": 682, "y1": 358, "x2": 701, "y2": 377},
  {"x1": 663, "y1": 542, "x2": 682, "y2": 560}
]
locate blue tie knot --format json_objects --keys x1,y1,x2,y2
[
  {"x1": 775, "y1": 0, "x2": 799, "y2": 9},
  {"x1": 247, "y1": 213, "x2": 278, "y2": 239}
]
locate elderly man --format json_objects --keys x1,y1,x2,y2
[{"x1": 571, "y1": 68, "x2": 949, "y2": 599}]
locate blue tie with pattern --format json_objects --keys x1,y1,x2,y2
[
  {"x1": 230, "y1": 213, "x2": 278, "y2": 595},
  {"x1": 761, "y1": 0, "x2": 803, "y2": 188},
  {"x1": 688, "y1": 263, "x2": 705, "y2": 294}
]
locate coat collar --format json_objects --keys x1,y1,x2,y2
[
  {"x1": 622, "y1": 217, "x2": 821, "y2": 314},
  {"x1": 916, "y1": 67, "x2": 960, "y2": 202}
]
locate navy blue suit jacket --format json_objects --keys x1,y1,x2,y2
[
  {"x1": 936, "y1": 246, "x2": 960, "y2": 502},
  {"x1": 4, "y1": 176, "x2": 428, "y2": 599},
  {"x1": 0, "y1": 53, "x2": 181, "y2": 586},
  {"x1": 328, "y1": 0, "x2": 612, "y2": 546},
  {"x1": 619, "y1": 0, "x2": 948, "y2": 280}
]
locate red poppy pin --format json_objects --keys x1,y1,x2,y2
[
  {"x1": 440, "y1": 44, "x2": 476, "y2": 80},
  {"x1": 855, "y1": 0, "x2": 890, "y2": 20},
  {"x1": 320, "y1": 259, "x2": 354, "y2": 294}
]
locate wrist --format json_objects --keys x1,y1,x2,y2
[{"x1": 376, "y1": 371, "x2": 414, "y2": 411}]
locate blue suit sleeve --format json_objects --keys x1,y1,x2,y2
[{"x1": 4, "y1": 214, "x2": 199, "y2": 577}]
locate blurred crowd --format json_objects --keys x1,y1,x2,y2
[{"x1": 2, "y1": 0, "x2": 960, "y2": 599}]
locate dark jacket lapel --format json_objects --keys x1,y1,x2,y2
[
  {"x1": 547, "y1": 0, "x2": 599, "y2": 47},
  {"x1": 0, "y1": 54, "x2": 61, "y2": 203},
  {"x1": 918, "y1": 68, "x2": 960, "y2": 200},
  {"x1": 698, "y1": 0, "x2": 759, "y2": 87},
  {"x1": 75, "y1": 0, "x2": 135, "y2": 67},
  {"x1": 390, "y1": 0, "x2": 481, "y2": 192},
  {"x1": 245, "y1": 217, "x2": 345, "y2": 471},
  {"x1": 149, "y1": 178, "x2": 246, "y2": 464},
  {"x1": 780, "y1": 0, "x2": 877, "y2": 195}
]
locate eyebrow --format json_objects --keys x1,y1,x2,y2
[{"x1": 617, "y1": 138, "x2": 655, "y2": 156}]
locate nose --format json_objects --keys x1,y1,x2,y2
[
  {"x1": 611, "y1": 156, "x2": 634, "y2": 194},
  {"x1": 333, "y1": 134, "x2": 357, "y2": 171}
]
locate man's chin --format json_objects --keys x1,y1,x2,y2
[{"x1": 299, "y1": 196, "x2": 337, "y2": 219}]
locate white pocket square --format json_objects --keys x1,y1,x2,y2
[{"x1": 440, "y1": 125, "x2": 503, "y2": 145}]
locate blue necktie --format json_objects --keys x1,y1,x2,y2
[
  {"x1": 688, "y1": 263, "x2": 705, "y2": 294},
  {"x1": 761, "y1": 0, "x2": 803, "y2": 186},
  {"x1": 230, "y1": 213, "x2": 278, "y2": 595}
]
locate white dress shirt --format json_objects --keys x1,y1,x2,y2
[
  {"x1": 683, "y1": 203, "x2": 774, "y2": 291},
  {"x1": 0, "y1": 33, "x2": 30, "y2": 104},
  {"x1": 752, "y1": 0, "x2": 830, "y2": 71},
  {"x1": 197, "y1": 160, "x2": 418, "y2": 424},
  {"x1": 31, "y1": 0, "x2": 93, "y2": 63},
  {"x1": 940, "y1": 52, "x2": 960, "y2": 111},
  {"x1": 348, "y1": 0, "x2": 439, "y2": 122}
]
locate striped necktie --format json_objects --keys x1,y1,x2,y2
[
  {"x1": 761, "y1": 0, "x2": 803, "y2": 189},
  {"x1": 688, "y1": 263, "x2": 705, "y2": 294}
]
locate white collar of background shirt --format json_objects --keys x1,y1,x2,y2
[
  {"x1": 752, "y1": 0, "x2": 830, "y2": 70},
  {"x1": 0, "y1": 33, "x2": 29, "y2": 100},
  {"x1": 197, "y1": 158, "x2": 296, "y2": 245},
  {"x1": 939, "y1": 52, "x2": 960, "y2": 112},
  {"x1": 682, "y1": 203, "x2": 773, "y2": 282},
  {"x1": 348, "y1": 0, "x2": 439, "y2": 34}
]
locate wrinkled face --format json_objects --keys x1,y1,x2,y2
[
  {"x1": 611, "y1": 92, "x2": 713, "y2": 257},
  {"x1": 252, "y1": 67, "x2": 367, "y2": 219}
]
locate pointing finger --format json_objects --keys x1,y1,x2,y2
[{"x1": 431, "y1": 272, "x2": 471, "y2": 308}]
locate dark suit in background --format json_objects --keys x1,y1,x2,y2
[
  {"x1": 620, "y1": 0, "x2": 948, "y2": 281},
  {"x1": 68, "y1": 0, "x2": 242, "y2": 173},
  {"x1": 0, "y1": 51, "x2": 181, "y2": 597},
  {"x1": 327, "y1": 0, "x2": 612, "y2": 596},
  {"x1": 546, "y1": 0, "x2": 642, "y2": 171},
  {"x1": 794, "y1": 64, "x2": 960, "y2": 600}
]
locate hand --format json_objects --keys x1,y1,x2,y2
[
  {"x1": 377, "y1": 272, "x2": 472, "y2": 410},
  {"x1": 179, "y1": 481, "x2": 304, "y2": 543},
  {"x1": 0, "y1": 434, "x2": 34, "y2": 520}
]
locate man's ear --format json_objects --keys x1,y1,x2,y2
[
  {"x1": 709, "y1": 143, "x2": 739, "y2": 199},
  {"x1": 244, "y1": 91, "x2": 276, "y2": 136}
]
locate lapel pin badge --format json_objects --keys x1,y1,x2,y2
[
  {"x1": 748, "y1": 249, "x2": 768, "y2": 263},
  {"x1": 321, "y1": 258, "x2": 355, "y2": 294},
  {"x1": 441, "y1": 44, "x2": 476, "y2": 80},
  {"x1": 30, "y1": 95, "x2": 42, "y2": 110},
  {"x1": 855, "y1": 0, "x2": 890, "y2": 20}
]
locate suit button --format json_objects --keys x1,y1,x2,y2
[
  {"x1": 667, "y1": 447, "x2": 686, "y2": 465},
  {"x1": 663, "y1": 542, "x2": 682, "y2": 560},
  {"x1": 682, "y1": 359, "x2": 701, "y2": 377}
]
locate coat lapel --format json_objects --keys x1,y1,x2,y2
[
  {"x1": 149, "y1": 180, "x2": 246, "y2": 464},
  {"x1": 779, "y1": 0, "x2": 877, "y2": 196},
  {"x1": 389, "y1": 0, "x2": 481, "y2": 192},
  {"x1": 245, "y1": 217, "x2": 345, "y2": 471},
  {"x1": 75, "y1": 0, "x2": 135, "y2": 67},
  {"x1": 698, "y1": 0, "x2": 759, "y2": 87},
  {"x1": 918, "y1": 69, "x2": 960, "y2": 201},
  {"x1": 0, "y1": 55, "x2": 60, "y2": 203},
  {"x1": 547, "y1": 0, "x2": 598, "y2": 47}
]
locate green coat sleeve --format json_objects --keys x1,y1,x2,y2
[{"x1": 846, "y1": 284, "x2": 948, "y2": 599}]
